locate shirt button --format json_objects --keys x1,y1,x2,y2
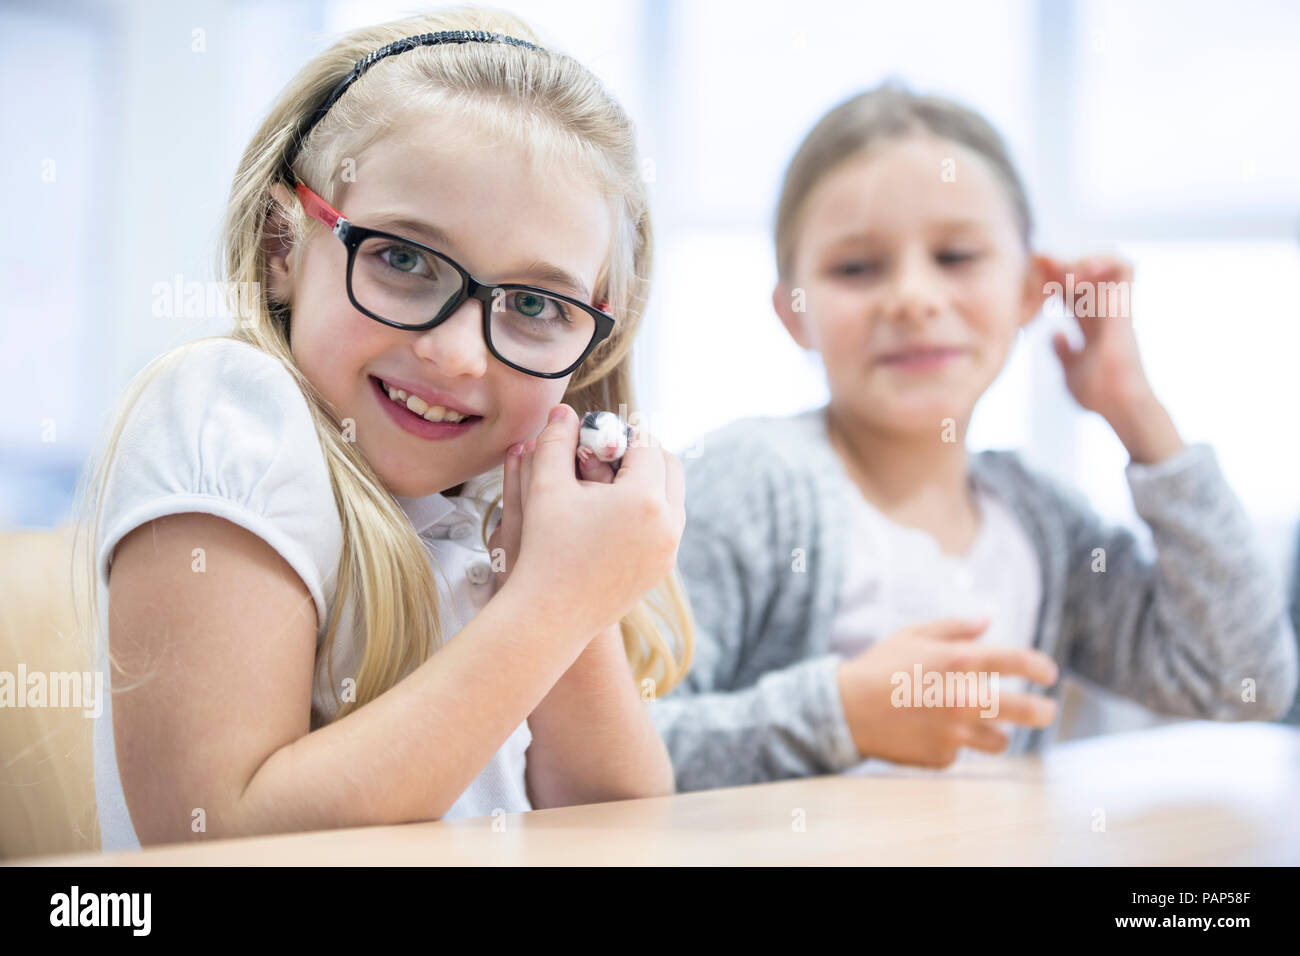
[
  {"x1": 466, "y1": 560, "x2": 491, "y2": 586},
  {"x1": 450, "y1": 520, "x2": 475, "y2": 540}
]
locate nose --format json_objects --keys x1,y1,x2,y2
[
  {"x1": 882, "y1": 248, "x2": 942, "y2": 326},
  {"x1": 412, "y1": 298, "x2": 489, "y2": 377}
]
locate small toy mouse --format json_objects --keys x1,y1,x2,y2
[{"x1": 577, "y1": 410, "x2": 632, "y2": 476}]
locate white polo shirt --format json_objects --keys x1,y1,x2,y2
[{"x1": 92, "y1": 337, "x2": 531, "y2": 852}]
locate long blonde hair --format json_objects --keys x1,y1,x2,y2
[{"x1": 72, "y1": 5, "x2": 694, "y2": 732}]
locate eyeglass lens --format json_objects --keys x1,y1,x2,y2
[{"x1": 351, "y1": 235, "x2": 597, "y2": 375}]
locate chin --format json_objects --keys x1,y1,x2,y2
[{"x1": 867, "y1": 396, "x2": 970, "y2": 434}]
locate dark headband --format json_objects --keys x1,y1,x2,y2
[{"x1": 279, "y1": 29, "x2": 545, "y2": 184}]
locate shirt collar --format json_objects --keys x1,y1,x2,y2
[
  {"x1": 392, "y1": 491, "x2": 457, "y2": 537},
  {"x1": 392, "y1": 466, "x2": 505, "y2": 537}
]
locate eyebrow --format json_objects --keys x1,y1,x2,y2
[
  {"x1": 367, "y1": 213, "x2": 592, "y2": 301},
  {"x1": 823, "y1": 219, "x2": 991, "y2": 247}
]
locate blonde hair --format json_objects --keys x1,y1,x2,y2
[
  {"x1": 774, "y1": 82, "x2": 1033, "y2": 281},
  {"x1": 72, "y1": 5, "x2": 694, "y2": 747}
]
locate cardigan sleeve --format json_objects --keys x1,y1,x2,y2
[
  {"x1": 649, "y1": 420, "x2": 862, "y2": 790},
  {"x1": 1045, "y1": 443, "x2": 1298, "y2": 720}
]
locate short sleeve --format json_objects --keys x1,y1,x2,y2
[{"x1": 96, "y1": 338, "x2": 342, "y2": 638}]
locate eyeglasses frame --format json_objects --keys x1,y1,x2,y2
[{"x1": 292, "y1": 180, "x2": 615, "y2": 379}]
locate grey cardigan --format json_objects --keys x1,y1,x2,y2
[{"x1": 650, "y1": 405, "x2": 1299, "y2": 791}]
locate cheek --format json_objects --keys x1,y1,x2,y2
[
  {"x1": 291, "y1": 298, "x2": 386, "y2": 405},
  {"x1": 815, "y1": 295, "x2": 878, "y2": 365},
  {"x1": 287, "y1": 250, "x2": 397, "y2": 413},
  {"x1": 956, "y1": 271, "x2": 1025, "y2": 342},
  {"x1": 492, "y1": 375, "x2": 570, "y2": 442}
]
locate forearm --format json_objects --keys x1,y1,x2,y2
[
  {"x1": 1068, "y1": 442, "x2": 1297, "y2": 718},
  {"x1": 1105, "y1": 388, "x2": 1186, "y2": 465},
  {"x1": 651, "y1": 655, "x2": 862, "y2": 791},
  {"x1": 525, "y1": 621, "x2": 675, "y2": 808},
  {"x1": 226, "y1": 583, "x2": 590, "y2": 838}
]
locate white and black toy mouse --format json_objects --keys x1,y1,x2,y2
[{"x1": 577, "y1": 410, "x2": 633, "y2": 477}]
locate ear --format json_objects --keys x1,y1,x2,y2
[
  {"x1": 1018, "y1": 252, "x2": 1054, "y2": 329},
  {"x1": 264, "y1": 181, "x2": 299, "y2": 306},
  {"x1": 772, "y1": 281, "x2": 813, "y2": 350}
]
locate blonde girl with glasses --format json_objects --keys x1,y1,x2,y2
[{"x1": 74, "y1": 6, "x2": 693, "y2": 850}]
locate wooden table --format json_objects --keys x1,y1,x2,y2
[{"x1": 21, "y1": 722, "x2": 1300, "y2": 866}]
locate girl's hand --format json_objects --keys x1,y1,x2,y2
[
  {"x1": 494, "y1": 404, "x2": 684, "y2": 637},
  {"x1": 1041, "y1": 255, "x2": 1186, "y2": 464},
  {"x1": 487, "y1": 445, "x2": 523, "y2": 599},
  {"x1": 1042, "y1": 255, "x2": 1148, "y2": 418},
  {"x1": 488, "y1": 411, "x2": 620, "y2": 598},
  {"x1": 836, "y1": 618, "x2": 1061, "y2": 767}
]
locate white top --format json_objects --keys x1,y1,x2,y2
[
  {"x1": 827, "y1": 478, "x2": 1041, "y2": 768},
  {"x1": 92, "y1": 337, "x2": 531, "y2": 851}
]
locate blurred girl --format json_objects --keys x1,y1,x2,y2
[{"x1": 651, "y1": 85, "x2": 1296, "y2": 788}]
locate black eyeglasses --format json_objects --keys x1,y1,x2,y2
[{"x1": 294, "y1": 180, "x2": 615, "y2": 379}]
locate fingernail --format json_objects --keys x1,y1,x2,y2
[
  {"x1": 549, "y1": 405, "x2": 568, "y2": 424},
  {"x1": 508, "y1": 443, "x2": 522, "y2": 457}
]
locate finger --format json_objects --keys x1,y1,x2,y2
[
  {"x1": 1036, "y1": 254, "x2": 1067, "y2": 293},
  {"x1": 519, "y1": 438, "x2": 536, "y2": 500},
  {"x1": 500, "y1": 443, "x2": 524, "y2": 538},
  {"x1": 621, "y1": 421, "x2": 660, "y2": 449},
  {"x1": 1052, "y1": 330, "x2": 1076, "y2": 368},
  {"x1": 1087, "y1": 255, "x2": 1130, "y2": 284},
  {"x1": 960, "y1": 720, "x2": 1011, "y2": 754},
  {"x1": 614, "y1": 424, "x2": 666, "y2": 492},
  {"x1": 904, "y1": 617, "x2": 992, "y2": 641},
  {"x1": 967, "y1": 646, "x2": 1060, "y2": 687},
  {"x1": 531, "y1": 404, "x2": 580, "y2": 486},
  {"x1": 983, "y1": 690, "x2": 1059, "y2": 729},
  {"x1": 491, "y1": 444, "x2": 525, "y2": 583}
]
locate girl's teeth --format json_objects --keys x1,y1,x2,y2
[{"x1": 381, "y1": 381, "x2": 468, "y2": 423}]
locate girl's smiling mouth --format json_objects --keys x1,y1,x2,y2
[
  {"x1": 370, "y1": 374, "x2": 484, "y2": 440},
  {"x1": 875, "y1": 346, "x2": 967, "y2": 372}
]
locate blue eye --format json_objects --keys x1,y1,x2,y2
[
  {"x1": 515, "y1": 293, "x2": 547, "y2": 317},
  {"x1": 505, "y1": 291, "x2": 572, "y2": 326},
  {"x1": 380, "y1": 243, "x2": 432, "y2": 276}
]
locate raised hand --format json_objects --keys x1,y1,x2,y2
[{"x1": 1040, "y1": 254, "x2": 1185, "y2": 464}]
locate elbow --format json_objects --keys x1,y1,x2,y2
[
  {"x1": 602, "y1": 748, "x2": 678, "y2": 803},
  {"x1": 648, "y1": 761, "x2": 677, "y2": 798},
  {"x1": 1254, "y1": 645, "x2": 1299, "y2": 721},
  {"x1": 649, "y1": 738, "x2": 677, "y2": 797},
  {"x1": 134, "y1": 797, "x2": 248, "y2": 847},
  {"x1": 599, "y1": 759, "x2": 677, "y2": 803},
  {"x1": 1205, "y1": 623, "x2": 1299, "y2": 722},
  {"x1": 1253, "y1": 616, "x2": 1299, "y2": 721}
]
